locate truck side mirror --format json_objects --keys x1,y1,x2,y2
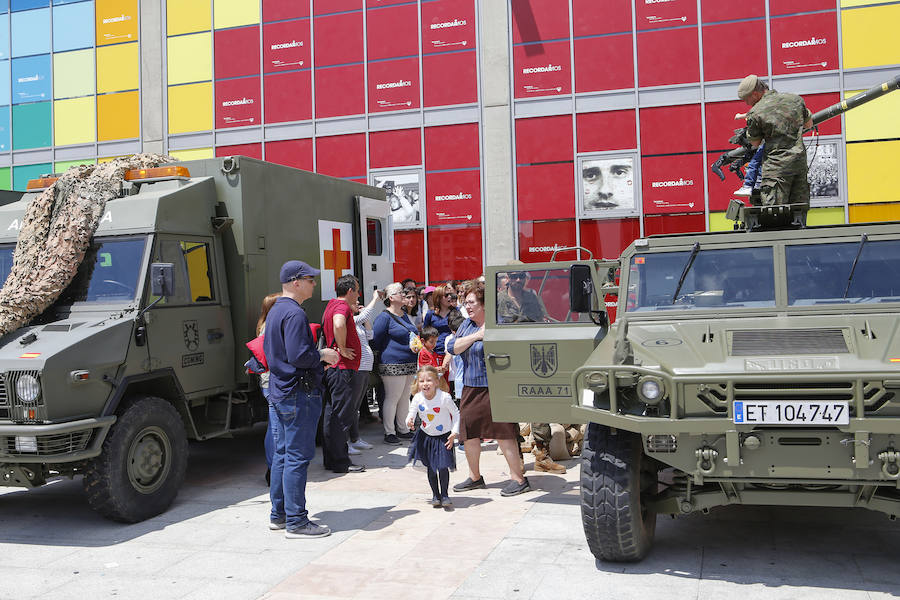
[
  {"x1": 569, "y1": 264, "x2": 593, "y2": 313},
  {"x1": 150, "y1": 263, "x2": 175, "y2": 297}
]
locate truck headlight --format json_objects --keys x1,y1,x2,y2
[
  {"x1": 15, "y1": 374, "x2": 40, "y2": 404},
  {"x1": 637, "y1": 376, "x2": 665, "y2": 405}
]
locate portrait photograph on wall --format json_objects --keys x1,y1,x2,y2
[
  {"x1": 578, "y1": 153, "x2": 640, "y2": 218},
  {"x1": 371, "y1": 169, "x2": 423, "y2": 229},
  {"x1": 807, "y1": 139, "x2": 842, "y2": 207}
]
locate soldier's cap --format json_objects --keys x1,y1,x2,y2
[
  {"x1": 280, "y1": 260, "x2": 320, "y2": 283},
  {"x1": 737, "y1": 74, "x2": 759, "y2": 99}
]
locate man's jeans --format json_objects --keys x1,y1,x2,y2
[{"x1": 269, "y1": 387, "x2": 322, "y2": 530}]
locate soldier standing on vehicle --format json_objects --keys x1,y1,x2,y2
[
  {"x1": 264, "y1": 260, "x2": 339, "y2": 538},
  {"x1": 737, "y1": 74, "x2": 813, "y2": 208}
]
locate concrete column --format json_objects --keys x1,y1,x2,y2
[
  {"x1": 479, "y1": 0, "x2": 516, "y2": 265},
  {"x1": 140, "y1": 0, "x2": 165, "y2": 155}
]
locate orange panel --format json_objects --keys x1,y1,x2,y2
[
  {"x1": 849, "y1": 203, "x2": 900, "y2": 224},
  {"x1": 96, "y1": 0, "x2": 139, "y2": 46},
  {"x1": 97, "y1": 91, "x2": 140, "y2": 141}
]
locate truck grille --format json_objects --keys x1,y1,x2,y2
[
  {"x1": 730, "y1": 329, "x2": 849, "y2": 356},
  {"x1": 1, "y1": 431, "x2": 92, "y2": 456},
  {"x1": 694, "y1": 381, "x2": 894, "y2": 415},
  {"x1": 0, "y1": 375, "x2": 8, "y2": 420}
]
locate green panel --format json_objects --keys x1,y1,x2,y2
[
  {"x1": 0, "y1": 167, "x2": 9, "y2": 190},
  {"x1": 12, "y1": 101, "x2": 51, "y2": 150},
  {"x1": 13, "y1": 162, "x2": 51, "y2": 191},
  {"x1": 54, "y1": 158, "x2": 95, "y2": 174}
]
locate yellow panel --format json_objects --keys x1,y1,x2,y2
[
  {"x1": 806, "y1": 207, "x2": 845, "y2": 226},
  {"x1": 849, "y1": 203, "x2": 900, "y2": 223},
  {"x1": 841, "y1": 0, "x2": 894, "y2": 8},
  {"x1": 96, "y1": 0, "x2": 139, "y2": 46},
  {"x1": 54, "y1": 97, "x2": 96, "y2": 146},
  {"x1": 841, "y1": 5, "x2": 900, "y2": 69},
  {"x1": 847, "y1": 140, "x2": 900, "y2": 204},
  {"x1": 97, "y1": 42, "x2": 140, "y2": 94},
  {"x1": 168, "y1": 82, "x2": 213, "y2": 134},
  {"x1": 213, "y1": 0, "x2": 259, "y2": 29},
  {"x1": 708, "y1": 212, "x2": 732, "y2": 232},
  {"x1": 167, "y1": 0, "x2": 211, "y2": 36},
  {"x1": 54, "y1": 50, "x2": 95, "y2": 99},
  {"x1": 169, "y1": 148, "x2": 214, "y2": 160},
  {"x1": 843, "y1": 88, "x2": 900, "y2": 141},
  {"x1": 98, "y1": 91, "x2": 140, "y2": 141},
  {"x1": 98, "y1": 156, "x2": 124, "y2": 163},
  {"x1": 167, "y1": 33, "x2": 212, "y2": 85}
]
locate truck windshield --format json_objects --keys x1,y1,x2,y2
[
  {"x1": 626, "y1": 246, "x2": 776, "y2": 312},
  {"x1": 786, "y1": 239, "x2": 900, "y2": 305}
]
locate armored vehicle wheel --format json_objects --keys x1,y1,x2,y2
[
  {"x1": 580, "y1": 423, "x2": 657, "y2": 561},
  {"x1": 83, "y1": 396, "x2": 188, "y2": 523}
]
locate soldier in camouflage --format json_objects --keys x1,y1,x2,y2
[{"x1": 737, "y1": 74, "x2": 813, "y2": 208}]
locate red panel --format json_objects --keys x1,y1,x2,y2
[
  {"x1": 513, "y1": 40, "x2": 571, "y2": 99},
  {"x1": 573, "y1": 0, "x2": 631, "y2": 36},
  {"x1": 314, "y1": 0, "x2": 361, "y2": 15},
  {"x1": 367, "y1": 0, "x2": 407, "y2": 6},
  {"x1": 574, "y1": 34, "x2": 634, "y2": 93},
  {"x1": 394, "y1": 229, "x2": 426, "y2": 283},
  {"x1": 265, "y1": 139, "x2": 313, "y2": 171},
  {"x1": 314, "y1": 65, "x2": 365, "y2": 118},
  {"x1": 702, "y1": 21, "x2": 767, "y2": 83},
  {"x1": 770, "y1": 0, "x2": 834, "y2": 16},
  {"x1": 707, "y1": 168, "x2": 740, "y2": 212},
  {"x1": 518, "y1": 219, "x2": 577, "y2": 262},
  {"x1": 264, "y1": 71, "x2": 312, "y2": 123},
  {"x1": 421, "y1": 0, "x2": 476, "y2": 54},
  {"x1": 643, "y1": 212, "x2": 706, "y2": 235},
  {"x1": 216, "y1": 143, "x2": 262, "y2": 159},
  {"x1": 639, "y1": 104, "x2": 702, "y2": 155},
  {"x1": 424, "y1": 123, "x2": 479, "y2": 171},
  {"x1": 803, "y1": 92, "x2": 841, "y2": 136},
  {"x1": 770, "y1": 12, "x2": 838, "y2": 76},
  {"x1": 635, "y1": 0, "x2": 697, "y2": 31},
  {"x1": 636, "y1": 28, "x2": 699, "y2": 87},
  {"x1": 314, "y1": 13, "x2": 363, "y2": 67},
  {"x1": 315, "y1": 133, "x2": 367, "y2": 178},
  {"x1": 428, "y1": 224, "x2": 482, "y2": 282},
  {"x1": 700, "y1": 0, "x2": 764, "y2": 23},
  {"x1": 516, "y1": 164, "x2": 576, "y2": 221},
  {"x1": 580, "y1": 218, "x2": 641, "y2": 258},
  {"x1": 263, "y1": 0, "x2": 309, "y2": 21},
  {"x1": 511, "y1": 0, "x2": 570, "y2": 44},
  {"x1": 263, "y1": 20, "x2": 311, "y2": 73},
  {"x1": 640, "y1": 154, "x2": 705, "y2": 215},
  {"x1": 214, "y1": 27, "x2": 260, "y2": 79},
  {"x1": 705, "y1": 99, "x2": 748, "y2": 151},
  {"x1": 215, "y1": 77, "x2": 261, "y2": 129},
  {"x1": 426, "y1": 170, "x2": 481, "y2": 225},
  {"x1": 367, "y1": 58, "x2": 420, "y2": 113},
  {"x1": 369, "y1": 128, "x2": 422, "y2": 169},
  {"x1": 577, "y1": 110, "x2": 637, "y2": 153},
  {"x1": 366, "y1": 4, "x2": 418, "y2": 61},
  {"x1": 516, "y1": 115, "x2": 573, "y2": 164},
  {"x1": 423, "y1": 50, "x2": 477, "y2": 107}
]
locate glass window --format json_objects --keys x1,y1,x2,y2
[
  {"x1": 786, "y1": 239, "x2": 900, "y2": 305},
  {"x1": 626, "y1": 246, "x2": 776, "y2": 312},
  {"x1": 57, "y1": 237, "x2": 147, "y2": 303},
  {"x1": 155, "y1": 239, "x2": 215, "y2": 304},
  {"x1": 496, "y1": 268, "x2": 592, "y2": 325}
]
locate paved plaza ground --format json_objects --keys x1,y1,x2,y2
[{"x1": 1, "y1": 422, "x2": 899, "y2": 600}]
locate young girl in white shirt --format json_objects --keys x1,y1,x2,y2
[{"x1": 406, "y1": 365, "x2": 460, "y2": 508}]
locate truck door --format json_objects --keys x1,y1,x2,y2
[
  {"x1": 484, "y1": 261, "x2": 617, "y2": 423},
  {"x1": 145, "y1": 236, "x2": 235, "y2": 396},
  {"x1": 355, "y1": 195, "x2": 394, "y2": 293}
]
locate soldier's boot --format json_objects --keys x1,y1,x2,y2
[{"x1": 533, "y1": 447, "x2": 566, "y2": 474}]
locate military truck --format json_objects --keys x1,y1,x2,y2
[{"x1": 0, "y1": 156, "x2": 392, "y2": 522}]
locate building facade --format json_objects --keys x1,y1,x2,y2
[{"x1": 0, "y1": 0, "x2": 898, "y2": 283}]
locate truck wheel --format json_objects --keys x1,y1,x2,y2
[
  {"x1": 83, "y1": 396, "x2": 188, "y2": 523},
  {"x1": 580, "y1": 423, "x2": 657, "y2": 561}
]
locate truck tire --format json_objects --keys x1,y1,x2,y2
[
  {"x1": 83, "y1": 396, "x2": 188, "y2": 523},
  {"x1": 580, "y1": 423, "x2": 657, "y2": 561}
]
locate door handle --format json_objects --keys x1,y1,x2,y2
[
  {"x1": 487, "y1": 353, "x2": 510, "y2": 360},
  {"x1": 207, "y1": 329, "x2": 224, "y2": 343}
]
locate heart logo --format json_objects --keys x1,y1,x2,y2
[
  {"x1": 427, "y1": 414, "x2": 435, "y2": 421},
  {"x1": 418, "y1": 404, "x2": 425, "y2": 411},
  {"x1": 433, "y1": 407, "x2": 441, "y2": 413},
  {"x1": 422, "y1": 422, "x2": 427, "y2": 428},
  {"x1": 436, "y1": 424, "x2": 444, "y2": 431}
]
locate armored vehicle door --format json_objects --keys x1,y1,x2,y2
[
  {"x1": 484, "y1": 260, "x2": 617, "y2": 423},
  {"x1": 145, "y1": 235, "x2": 235, "y2": 396},
  {"x1": 355, "y1": 195, "x2": 394, "y2": 294}
]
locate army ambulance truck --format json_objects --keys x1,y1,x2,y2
[{"x1": 0, "y1": 156, "x2": 392, "y2": 522}]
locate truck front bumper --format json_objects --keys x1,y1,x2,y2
[{"x1": 0, "y1": 416, "x2": 116, "y2": 465}]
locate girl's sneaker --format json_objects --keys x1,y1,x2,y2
[
  {"x1": 352, "y1": 438, "x2": 374, "y2": 450},
  {"x1": 440, "y1": 496, "x2": 452, "y2": 508},
  {"x1": 430, "y1": 495, "x2": 442, "y2": 507}
]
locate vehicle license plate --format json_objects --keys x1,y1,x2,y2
[{"x1": 733, "y1": 400, "x2": 849, "y2": 425}]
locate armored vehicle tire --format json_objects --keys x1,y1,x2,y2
[
  {"x1": 83, "y1": 396, "x2": 188, "y2": 523},
  {"x1": 580, "y1": 423, "x2": 657, "y2": 562}
]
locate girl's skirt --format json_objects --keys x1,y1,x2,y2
[{"x1": 407, "y1": 428, "x2": 456, "y2": 471}]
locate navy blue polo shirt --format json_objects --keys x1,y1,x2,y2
[{"x1": 263, "y1": 297, "x2": 324, "y2": 401}]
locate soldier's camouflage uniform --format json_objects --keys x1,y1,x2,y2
[{"x1": 745, "y1": 89, "x2": 812, "y2": 207}]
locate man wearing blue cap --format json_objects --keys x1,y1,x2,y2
[{"x1": 264, "y1": 260, "x2": 339, "y2": 538}]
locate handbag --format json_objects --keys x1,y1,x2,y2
[{"x1": 245, "y1": 334, "x2": 267, "y2": 371}]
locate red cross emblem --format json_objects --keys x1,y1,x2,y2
[{"x1": 323, "y1": 228, "x2": 351, "y2": 278}]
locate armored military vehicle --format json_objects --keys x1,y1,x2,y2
[{"x1": 0, "y1": 156, "x2": 392, "y2": 522}]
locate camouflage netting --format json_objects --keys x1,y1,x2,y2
[{"x1": 0, "y1": 153, "x2": 174, "y2": 337}]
